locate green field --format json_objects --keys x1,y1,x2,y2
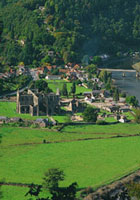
[
  {"x1": 1, "y1": 137, "x2": 140, "y2": 199},
  {"x1": 0, "y1": 102, "x2": 48, "y2": 120},
  {"x1": 0, "y1": 126, "x2": 119, "y2": 146},
  {"x1": 62, "y1": 123, "x2": 140, "y2": 135},
  {"x1": 1, "y1": 101, "x2": 140, "y2": 200},
  {"x1": 46, "y1": 79, "x2": 91, "y2": 95}
]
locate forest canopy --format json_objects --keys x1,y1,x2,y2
[{"x1": 0, "y1": 0, "x2": 140, "y2": 67}]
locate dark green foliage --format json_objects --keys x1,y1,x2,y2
[
  {"x1": 126, "y1": 96, "x2": 139, "y2": 107},
  {"x1": 43, "y1": 168, "x2": 64, "y2": 190},
  {"x1": 86, "y1": 64, "x2": 97, "y2": 75},
  {"x1": 99, "y1": 70, "x2": 112, "y2": 84},
  {"x1": 131, "y1": 109, "x2": 140, "y2": 123},
  {"x1": 96, "y1": 120, "x2": 108, "y2": 125},
  {"x1": 0, "y1": 0, "x2": 140, "y2": 66},
  {"x1": 61, "y1": 83, "x2": 68, "y2": 96},
  {"x1": 0, "y1": 75, "x2": 31, "y2": 94},
  {"x1": 70, "y1": 82, "x2": 76, "y2": 95},
  {"x1": 25, "y1": 168, "x2": 78, "y2": 200},
  {"x1": 127, "y1": 182, "x2": 140, "y2": 199},
  {"x1": 29, "y1": 80, "x2": 52, "y2": 93},
  {"x1": 83, "y1": 107, "x2": 98, "y2": 122},
  {"x1": 113, "y1": 88, "x2": 119, "y2": 102}
]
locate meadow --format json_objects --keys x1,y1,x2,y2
[
  {"x1": 0, "y1": 102, "x2": 49, "y2": 120},
  {"x1": 1, "y1": 137, "x2": 140, "y2": 199},
  {"x1": 62, "y1": 123, "x2": 140, "y2": 135},
  {"x1": 46, "y1": 79, "x2": 91, "y2": 95}
]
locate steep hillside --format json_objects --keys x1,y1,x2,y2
[{"x1": 0, "y1": 0, "x2": 139, "y2": 67}]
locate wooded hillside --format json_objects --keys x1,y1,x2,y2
[{"x1": 0, "y1": 0, "x2": 139, "y2": 67}]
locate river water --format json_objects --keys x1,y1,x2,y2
[{"x1": 112, "y1": 71, "x2": 140, "y2": 103}]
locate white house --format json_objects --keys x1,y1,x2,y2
[{"x1": 45, "y1": 75, "x2": 61, "y2": 80}]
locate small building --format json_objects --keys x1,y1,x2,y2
[
  {"x1": 119, "y1": 106, "x2": 130, "y2": 113},
  {"x1": 48, "y1": 51, "x2": 54, "y2": 57},
  {"x1": 45, "y1": 75, "x2": 61, "y2": 80},
  {"x1": 119, "y1": 115, "x2": 128, "y2": 123}
]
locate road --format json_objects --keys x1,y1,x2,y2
[
  {"x1": 99, "y1": 68, "x2": 136, "y2": 72},
  {"x1": 0, "y1": 69, "x2": 38, "y2": 99}
]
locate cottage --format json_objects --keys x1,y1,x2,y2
[
  {"x1": 119, "y1": 115, "x2": 128, "y2": 123},
  {"x1": 119, "y1": 106, "x2": 130, "y2": 113},
  {"x1": 45, "y1": 75, "x2": 61, "y2": 80}
]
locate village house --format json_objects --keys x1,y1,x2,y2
[
  {"x1": 119, "y1": 115, "x2": 129, "y2": 123},
  {"x1": 17, "y1": 89, "x2": 60, "y2": 116},
  {"x1": 45, "y1": 75, "x2": 61, "y2": 80}
]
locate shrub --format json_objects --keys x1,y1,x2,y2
[
  {"x1": 96, "y1": 120, "x2": 108, "y2": 125},
  {"x1": 83, "y1": 107, "x2": 98, "y2": 122}
]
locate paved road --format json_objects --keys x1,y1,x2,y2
[
  {"x1": 0, "y1": 70, "x2": 36, "y2": 99},
  {"x1": 99, "y1": 68, "x2": 136, "y2": 72}
]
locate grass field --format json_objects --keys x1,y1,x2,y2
[
  {"x1": 62, "y1": 123, "x2": 140, "y2": 135},
  {"x1": 46, "y1": 79, "x2": 91, "y2": 95},
  {"x1": 0, "y1": 126, "x2": 119, "y2": 146},
  {"x1": 0, "y1": 102, "x2": 49, "y2": 120},
  {"x1": 1, "y1": 137, "x2": 140, "y2": 200}
]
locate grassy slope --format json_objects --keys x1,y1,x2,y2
[
  {"x1": 62, "y1": 123, "x2": 140, "y2": 135},
  {"x1": 46, "y1": 80, "x2": 91, "y2": 94},
  {"x1": 1, "y1": 137, "x2": 140, "y2": 190},
  {"x1": 0, "y1": 102, "x2": 48, "y2": 120},
  {"x1": 0, "y1": 126, "x2": 117, "y2": 146}
]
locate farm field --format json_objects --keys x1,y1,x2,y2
[
  {"x1": 0, "y1": 126, "x2": 121, "y2": 146},
  {"x1": 1, "y1": 137, "x2": 140, "y2": 199},
  {"x1": 46, "y1": 79, "x2": 91, "y2": 95},
  {"x1": 62, "y1": 123, "x2": 140, "y2": 135}
]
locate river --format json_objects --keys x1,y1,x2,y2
[{"x1": 112, "y1": 71, "x2": 140, "y2": 103}]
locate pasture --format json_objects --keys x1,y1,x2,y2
[
  {"x1": 1, "y1": 137, "x2": 140, "y2": 199},
  {"x1": 46, "y1": 79, "x2": 91, "y2": 95},
  {"x1": 0, "y1": 102, "x2": 49, "y2": 120}
]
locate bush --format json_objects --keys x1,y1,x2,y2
[
  {"x1": 96, "y1": 120, "x2": 108, "y2": 125},
  {"x1": 83, "y1": 107, "x2": 98, "y2": 122},
  {"x1": 80, "y1": 187, "x2": 94, "y2": 198}
]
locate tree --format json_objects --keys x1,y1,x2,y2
[
  {"x1": 43, "y1": 168, "x2": 64, "y2": 190},
  {"x1": 99, "y1": 70, "x2": 109, "y2": 83},
  {"x1": 29, "y1": 80, "x2": 52, "y2": 93},
  {"x1": 70, "y1": 82, "x2": 76, "y2": 96},
  {"x1": 25, "y1": 168, "x2": 78, "y2": 200},
  {"x1": 92, "y1": 56, "x2": 102, "y2": 66},
  {"x1": 131, "y1": 109, "x2": 140, "y2": 123},
  {"x1": 86, "y1": 64, "x2": 97, "y2": 75},
  {"x1": 126, "y1": 96, "x2": 139, "y2": 107},
  {"x1": 61, "y1": 83, "x2": 68, "y2": 97},
  {"x1": 83, "y1": 107, "x2": 98, "y2": 122},
  {"x1": 113, "y1": 88, "x2": 119, "y2": 102}
]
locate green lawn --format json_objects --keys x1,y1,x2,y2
[
  {"x1": 62, "y1": 123, "x2": 140, "y2": 135},
  {"x1": 46, "y1": 80, "x2": 91, "y2": 95},
  {"x1": 0, "y1": 126, "x2": 118, "y2": 146},
  {"x1": 1, "y1": 137, "x2": 140, "y2": 199},
  {"x1": 0, "y1": 102, "x2": 48, "y2": 120}
]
